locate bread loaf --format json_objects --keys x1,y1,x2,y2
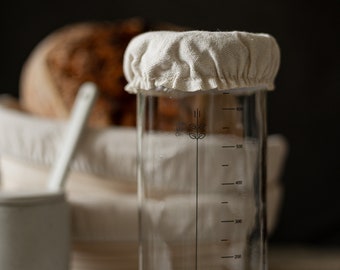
[{"x1": 20, "y1": 18, "x2": 169, "y2": 128}]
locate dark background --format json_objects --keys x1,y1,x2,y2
[{"x1": 1, "y1": 0, "x2": 339, "y2": 246}]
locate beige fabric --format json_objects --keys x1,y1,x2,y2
[
  {"x1": 123, "y1": 31, "x2": 280, "y2": 93},
  {"x1": 0, "y1": 103, "x2": 286, "y2": 192},
  {"x1": 0, "y1": 103, "x2": 287, "y2": 240},
  {"x1": 0, "y1": 136, "x2": 286, "y2": 241},
  {"x1": 0, "y1": 135, "x2": 285, "y2": 240},
  {"x1": 0, "y1": 103, "x2": 137, "y2": 185},
  {"x1": 0, "y1": 103, "x2": 287, "y2": 269}
]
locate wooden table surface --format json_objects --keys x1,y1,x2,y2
[{"x1": 268, "y1": 245, "x2": 340, "y2": 270}]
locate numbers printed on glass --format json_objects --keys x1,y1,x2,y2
[
  {"x1": 221, "y1": 254, "x2": 242, "y2": 259},
  {"x1": 235, "y1": 180, "x2": 243, "y2": 185},
  {"x1": 235, "y1": 219, "x2": 242, "y2": 224},
  {"x1": 222, "y1": 144, "x2": 243, "y2": 149}
]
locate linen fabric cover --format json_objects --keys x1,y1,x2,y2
[{"x1": 123, "y1": 31, "x2": 280, "y2": 93}]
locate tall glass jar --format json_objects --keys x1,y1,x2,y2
[{"x1": 123, "y1": 30, "x2": 280, "y2": 270}]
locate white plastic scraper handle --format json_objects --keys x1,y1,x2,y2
[{"x1": 48, "y1": 82, "x2": 98, "y2": 191}]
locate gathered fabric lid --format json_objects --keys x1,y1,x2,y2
[{"x1": 123, "y1": 31, "x2": 280, "y2": 93}]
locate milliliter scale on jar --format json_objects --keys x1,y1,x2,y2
[
  {"x1": 123, "y1": 30, "x2": 280, "y2": 270},
  {"x1": 176, "y1": 99, "x2": 248, "y2": 267}
]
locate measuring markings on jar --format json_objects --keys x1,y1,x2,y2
[
  {"x1": 221, "y1": 180, "x2": 243, "y2": 185},
  {"x1": 221, "y1": 219, "x2": 243, "y2": 223},
  {"x1": 222, "y1": 144, "x2": 243, "y2": 148},
  {"x1": 221, "y1": 254, "x2": 242, "y2": 259}
]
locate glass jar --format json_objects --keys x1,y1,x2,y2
[{"x1": 123, "y1": 30, "x2": 280, "y2": 270}]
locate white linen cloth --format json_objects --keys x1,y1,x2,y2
[
  {"x1": 123, "y1": 31, "x2": 280, "y2": 93},
  {"x1": 0, "y1": 102, "x2": 287, "y2": 269},
  {"x1": 0, "y1": 103, "x2": 287, "y2": 241}
]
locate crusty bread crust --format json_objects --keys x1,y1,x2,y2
[{"x1": 20, "y1": 19, "x2": 146, "y2": 127}]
